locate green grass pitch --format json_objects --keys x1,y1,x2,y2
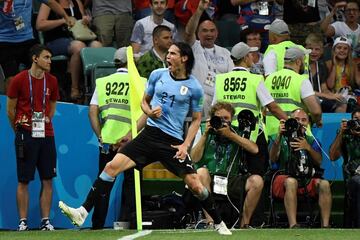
[{"x1": 1, "y1": 229, "x2": 360, "y2": 240}]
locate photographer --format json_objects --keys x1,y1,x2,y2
[
  {"x1": 191, "y1": 102, "x2": 263, "y2": 228},
  {"x1": 329, "y1": 108, "x2": 360, "y2": 227},
  {"x1": 269, "y1": 108, "x2": 332, "y2": 228}
]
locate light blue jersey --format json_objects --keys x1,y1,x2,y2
[
  {"x1": 0, "y1": 0, "x2": 48, "y2": 42},
  {"x1": 146, "y1": 68, "x2": 204, "y2": 140}
]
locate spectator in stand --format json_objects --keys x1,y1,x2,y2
[
  {"x1": 318, "y1": 0, "x2": 330, "y2": 21},
  {"x1": 305, "y1": 33, "x2": 347, "y2": 113},
  {"x1": 133, "y1": 0, "x2": 175, "y2": 23},
  {"x1": 0, "y1": 0, "x2": 74, "y2": 93},
  {"x1": 275, "y1": 0, "x2": 321, "y2": 46},
  {"x1": 184, "y1": 0, "x2": 234, "y2": 119},
  {"x1": 137, "y1": 25, "x2": 172, "y2": 79},
  {"x1": 327, "y1": 37, "x2": 360, "y2": 98},
  {"x1": 215, "y1": 0, "x2": 238, "y2": 21},
  {"x1": 131, "y1": 0, "x2": 177, "y2": 57},
  {"x1": 36, "y1": 0, "x2": 102, "y2": 102},
  {"x1": 321, "y1": 0, "x2": 360, "y2": 58},
  {"x1": 88, "y1": 0, "x2": 133, "y2": 48},
  {"x1": 231, "y1": 0, "x2": 275, "y2": 49},
  {"x1": 243, "y1": 29, "x2": 264, "y2": 75}
]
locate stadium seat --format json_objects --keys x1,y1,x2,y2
[
  {"x1": 90, "y1": 63, "x2": 117, "y2": 92},
  {"x1": 215, "y1": 20, "x2": 242, "y2": 49},
  {"x1": 37, "y1": 31, "x2": 69, "y2": 61},
  {"x1": 80, "y1": 47, "x2": 116, "y2": 97}
]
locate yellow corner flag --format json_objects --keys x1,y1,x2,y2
[{"x1": 126, "y1": 46, "x2": 146, "y2": 231}]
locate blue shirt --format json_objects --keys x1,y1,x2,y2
[
  {"x1": 0, "y1": 0, "x2": 48, "y2": 43},
  {"x1": 146, "y1": 68, "x2": 204, "y2": 141}
]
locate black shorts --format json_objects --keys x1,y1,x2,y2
[
  {"x1": 120, "y1": 125, "x2": 196, "y2": 178},
  {"x1": 15, "y1": 128, "x2": 57, "y2": 182}
]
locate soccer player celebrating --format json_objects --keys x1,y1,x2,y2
[{"x1": 59, "y1": 42, "x2": 232, "y2": 235}]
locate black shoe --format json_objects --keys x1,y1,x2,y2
[
  {"x1": 18, "y1": 219, "x2": 29, "y2": 231},
  {"x1": 40, "y1": 218, "x2": 55, "y2": 231}
]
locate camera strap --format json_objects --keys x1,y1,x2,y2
[{"x1": 28, "y1": 71, "x2": 46, "y2": 138}]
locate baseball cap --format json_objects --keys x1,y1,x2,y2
[
  {"x1": 333, "y1": 36, "x2": 352, "y2": 48},
  {"x1": 231, "y1": 42, "x2": 258, "y2": 60},
  {"x1": 284, "y1": 47, "x2": 312, "y2": 61},
  {"x1": 114, "y1": 47, "x2": 127, "y2": 63},
  {"x1": 264, "y1": 19, "x2": 290, "y2": 35}
]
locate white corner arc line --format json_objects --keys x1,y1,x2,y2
[{"x1": 117, "y1": 230, "x2": 153, "y2": 240}]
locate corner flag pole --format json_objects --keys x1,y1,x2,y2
[{"x1": 127, "y1": 46, "x2": 145, "y2": 231}]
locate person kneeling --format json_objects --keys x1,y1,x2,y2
[
  {"x1": 191, "y1": 102, "x2": 263, "y2": 228},
  {"x1": 269, "y1": 108, "x2": 332, "y2": 228}
]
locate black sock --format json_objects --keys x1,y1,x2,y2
[
  {"x1": 83, "y1": 178, "x2": 113, "y2": 213},
  {"x1": 199, "y1": 193, "x2": 222, "y2": 224}
]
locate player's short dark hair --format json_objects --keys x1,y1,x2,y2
[
  {"x1": 152, "y1": 25, "x2": 172, "y2": 38},
  {"x1": 172, "y1": 42, "x2": 194, "y2": 76},
  {"x1": 29, "y1": 44, "x2": 52, "y2": 62}
]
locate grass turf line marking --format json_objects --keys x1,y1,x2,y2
[{"x1": 118, "y1": 230, "x2": 153, "y2": 240}]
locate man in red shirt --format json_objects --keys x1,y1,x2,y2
[{"x1": 6, "y1": 44, "x2": 59, "y2": 231}]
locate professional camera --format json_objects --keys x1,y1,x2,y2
[
  {"x1": 283, "y1": 118, "x2": 324, "y2": 179},
  {"x1": 209, "y1": 115, "x2": 227, "y2": 130},
  {"x1": 209, "y1": 115, "x2": 231, "y2": 144},
  {"x1": 237, "y1": 109, "x2": 256, "y2": 139},
  {"x1": 284, "y1": 118, "x2": 301, "y2": 138},
  {"x1": 347, "y1": 119, "x2": 360, "y2": 131},
  {"x1": 344, "y1": 161, "x2": 360, "y2": 176}
]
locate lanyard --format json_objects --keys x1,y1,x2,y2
[
  {"x1": 309, "y1": 61, "x2": 321, "y2": 93},
  {"x1": 8, "y1": 0, "x2": 28, "y2": 18},
  {"x1": 203, "y1": 47, "x2": 217, "y2": 74},
  {"x1": 28, "y1": 71, "x2": 46, "y2": 113}
]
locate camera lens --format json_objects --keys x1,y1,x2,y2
[
  {"x1": 285, "y1": 118, "x2": 299, "y2": 133},
  {"x1": 237, "y1": 109, "x2": 256, "y2": 131},
  {"x1": 210, "y1": 116, "x2": 223, "y2": 130},
  {"x1": 347, "y1": 119, "x2": 360, "y2": 131}
]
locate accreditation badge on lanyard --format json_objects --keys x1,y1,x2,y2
[
  {"x1": 29, "y1": 71, "x2": 46, "y2": 138},
  {"x1": 213, "y1": 175, "x2": 228, "y2": 195},
  {"x1": 258, "y1": 1, "x2": 269, "y2": 16}
]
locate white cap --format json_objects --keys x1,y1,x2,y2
[
  {"x1": 231, "y1": 42, "x2": 258, "y2": 60},
  {"x1": 333, "y1": 36, "x2": 352, "y2": 49},
  {"x1": 264, "y1": 19, "x2": 290, "y2": 35},
  {"x1": 114, "y1": 47, "x2": 127, "y2": 63},
  {"x1": 284, "y1": 47, "x2": 312, "y2": 61}
]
